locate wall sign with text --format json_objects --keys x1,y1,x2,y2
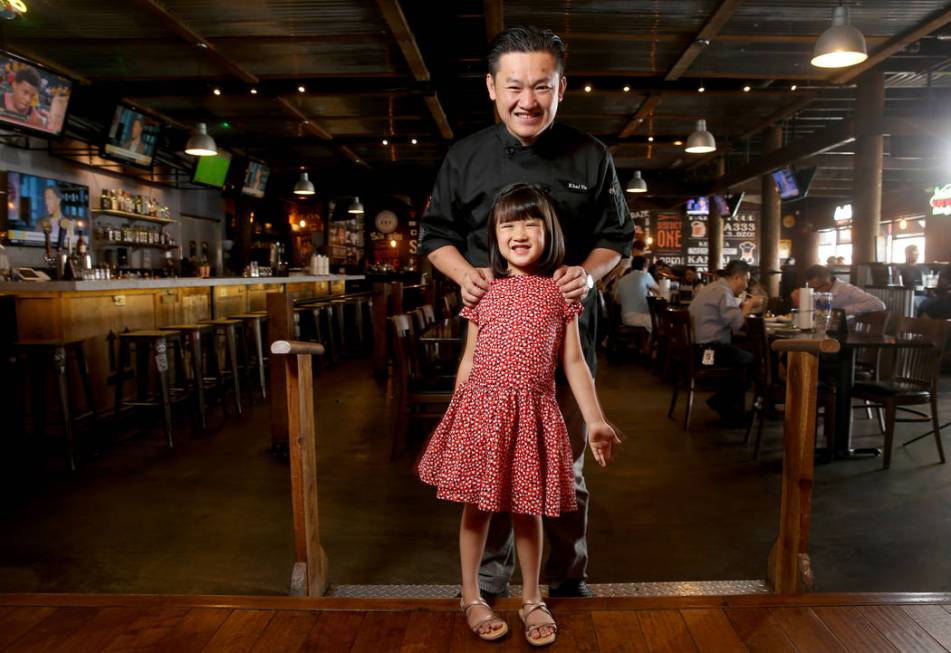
[
  {"x1": 722, "y1": 212, "x2": 759, "y2": 266},
  {"x1": 654, "y1": 213, "x2": 685, "y2": 266}
]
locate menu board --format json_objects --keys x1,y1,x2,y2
[
  {"x1": 684, "y1": 212, "x2": 709, "y2": 272},
  {"x1": 653, "y1": 213, "x2": 684, "y2": 266},
  {"x1": 722, "y1": 211, "x2": 759, "y2": 266}
]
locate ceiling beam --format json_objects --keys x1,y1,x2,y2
[
  {"x1": 665, "y1": 0, "x2": 746, "y2": 81},
  {"x1": 424, "y1": 94, "x2": 454, "y2": 140},
  {"x1": 275, "y1": 98, "x2": 333, "y2": 141},
  {"x1": 484, "y1": 0, "x2": 503, "y2": 44},
  {"x1": 619, "y1": 94, "x2": 662, "y2": 138},
  {"x1": 831, "y1": 8, "x2": 951, "y2": 84}
]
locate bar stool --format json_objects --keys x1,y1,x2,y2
[
  {"x1": 346, "y1": 297, "x2": 368, "y2": 355},
  {"x1": 200, "y1": 318, "x2": 244, "y2": 415},
  {"x1": 160, "y1": 323, "x2": 213, "y2": 430},
  {"x1": 229, "y1": 313, "x2": 269, "y2": 399},
  {"x1": 15, "y1": 338, "x2": 97, "y2": 471},
  {"x1": 114, "y1": 330, "x2": 186, "y2": 449},
  {"x1": 330, "y1": 299, "x2": 347, "y2": 358}
]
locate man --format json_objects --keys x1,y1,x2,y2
[
  {"x1": 614, "y1": 256, "x2": 656, "y2": 330},
  {"x1": 420, "y1": 25, "x2": 633, "y2": 599},
  {"x1": 792, "y1": 265, "x2": 885, "y2": 316},
  {"x1": 899, "y1": 244, "x2": 922, "y2": 288},
  {"x1": 688, "y1": 259, "x2": 763, "y2": 424},
  {"x1": 2, "y1": 65, "x2": 46, "y2": 128},
  {"x1": 121, "y1": 118, "x2": 146, "y2": 154}
]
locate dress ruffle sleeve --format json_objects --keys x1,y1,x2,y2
[
  {"x1": 460, "y1": 304, "x2": 479, "y2": 324},
  {"x1": 563, "y1": 301, "x2": 584, "y2": 323}
]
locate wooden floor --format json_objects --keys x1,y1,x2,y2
[{"x1": 2, "y1": 593, "x2": 951, "y2": 652}]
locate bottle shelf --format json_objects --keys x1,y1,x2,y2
[
  {"x1": 91, "y1": 209, "x2": 174, "y2": 225},
  {"x1": 94, "y1": 241, "x2": 177, "y2": 250}
]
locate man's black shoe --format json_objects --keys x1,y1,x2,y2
[{"x1": 547, "y1": 581, "x2": 594, "y2": 598}]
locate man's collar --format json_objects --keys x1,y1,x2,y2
[{"x1": 495, "y1": 121, "x2": 557, "y2": 150}]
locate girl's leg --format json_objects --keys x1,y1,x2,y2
[
  {"x1": 512, "y1": 512, "x2": 555, "y2": 641},
  {"x1": 460, "y1": 503, "x2": 505, "y2": 636}
]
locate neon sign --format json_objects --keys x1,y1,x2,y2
[
  {"x1": 834, "y1": 203, "x2": 852, "y2": 222},
  {"x1": 930, "y1": 184, "x2": 951, "y2": 216}
]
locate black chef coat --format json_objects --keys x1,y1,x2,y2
[{"x1": 420, "y1": 121, "x2": 634, "y2": 373}]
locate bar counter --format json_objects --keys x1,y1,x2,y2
[{"x1": 1, "y1": 274, "x2": 363, "y2": 413}]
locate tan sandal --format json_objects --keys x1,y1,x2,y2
[
  {"x1": 519, "y1": 600, "x2": 558, "y2": 647},
  {"x1": 460, "y1": 597, "x2": 509, "y2": 641}
]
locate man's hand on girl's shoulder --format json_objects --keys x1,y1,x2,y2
[
  {"x1": 554, "y1": 265, "x2": 591, "y2": 304},
  {"x1": 461, "y1": 267, "x2": 493, "y2": 307}
]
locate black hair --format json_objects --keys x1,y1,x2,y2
[
  {"x1": 487, "y1": 26, "x2": 566, "y2": 77},
  {"x1": 487, "y1": 183, "x2": 565, "y2": 277},
  {"x1": 630, "y1": 255, "x2": 647, "y2": 271},
  {"x1": 632, "y1": 238, "x2": 646, "y2": 251},
  {"x1": 14, "y1": 65, "x2": 41, "y2": 89},
  {"x1": 804, "y1": 264, "x2": 832, "y2": 282},
  {"x1": 723, "y1": 259, "x2": 751, "y2": 278}
]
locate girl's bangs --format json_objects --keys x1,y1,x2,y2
[{"x1": 494, "y1": 188, "x2": 549, "y2": 225}]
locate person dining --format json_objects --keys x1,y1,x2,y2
[
  {"x1": 792, "y1": 265, "x2": 886, "y2": 317},
  {"x1": 688, "y1": 260, "x2": 764, "y2": 425},
  {"x1": 613, "y1": 255, "x2": 657, "y2": 330}
]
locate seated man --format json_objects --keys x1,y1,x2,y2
[
  {"x1": 688, "y1": 259, "x2": 763, "y2": 424},
  {"x1": 899, "y1": 244, "x2": 923, "y2": 289},
  {"x1": 614, "y1": 255, "x2": 657, "y2": 330},
  {"x1": 792, "y1": 265, "x2": 886, "y2": 317}
]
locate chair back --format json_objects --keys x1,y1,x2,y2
[
  {"x1": 893, "y1": 316, "x2": 951, "y2": 391},
  {"x1": 409, "y1": 308, "x2": 426, "y2": 333},
  {"x1": 389, "y1": 314, "x2": 424, "y2": 382},
  {"x1": 665, "y1": 309, "x2": 695, "y2": 379},
  {"x1": 420, "y1": 304, "x2": 436, "y2": 326},
  {"x1": 441, "y1": 291, "x2": 460, "y2": 319},
  {"x1": 744, "y1": 316, "x2": 773, "y2": 391},
  {"x1": 853, "y1": 310, "x2": 889, "y2": 337},
  {"x1": 646, "y1": 296, "x2": 669, "y2": 335}
]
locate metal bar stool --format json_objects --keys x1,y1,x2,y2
[
  {"x1": 160, "y1": 323, "x2": 213, "y2": 430},
  {"x1": 15, "y1": 338, "x2": 97, "y2": 471},
  {"x1": 200, "y1": 318, "x2": 244, "y2": 415},
  {"x1": 114, "y1": 330, "x2": 186, "y2": 449},
  {"x1": 229, "y1": 313, "x2": 269, "y2": 399}
]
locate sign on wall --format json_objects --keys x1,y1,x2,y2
[
  {"x1": 654, "y1": 213, "x2": 685, "y2": 266},
  {"x1": 723, "y1": 212, "x2": 759, "y2": 266}
]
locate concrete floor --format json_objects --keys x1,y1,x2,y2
[{"x1": 1, "y1": 352, "x2": 950, "y2": 595}]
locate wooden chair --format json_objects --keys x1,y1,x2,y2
[
  {"x1": 604, "y1": 296, "x2": 649, "y2": 359},
  {"x1": 441, "y1": 291, "x2": 460, "y2": 320},
  {"x1": 389, "y1": 314, "x2": 453, "y2": 459},
  {"x1": 646, "y1": 296, "x2": 670, "y2": 376},
  {"x1": 852, "y1": 309, "x2": 890, "y2": 422},
  {"x1": 666, "y1": 309, "x2": 733, "y2": 431},
  {"x1": 420, "y1": 304, "x2": 436, "y2": 327},
  {"x1": 852, "y1": 316, "x2": 950, "y2": 469}
]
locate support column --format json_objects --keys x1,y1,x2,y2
[
  {"x1": 852, "y1": 71, "x2": 885, "y2": 264},
  {"x1": 760, "y1": 126, "x2": 782, "y2": 296},
  {"x1": 708, "y1": 158, "x2": 725, "y2": 272}
]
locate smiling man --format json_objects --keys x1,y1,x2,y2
[{"x1": 420, "y1": 25, "x2": 633, "y2": 605}]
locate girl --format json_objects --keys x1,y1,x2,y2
[{"x1": 417, "y1": 183, "x2": 620, "y2": 647}]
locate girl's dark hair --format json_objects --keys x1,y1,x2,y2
[
  {"x1": 487, "y1": 26, "x2": 566, "y2": 77},
  {"x1": 488, "y1": 183, "x2": 565, "y2": 277}
]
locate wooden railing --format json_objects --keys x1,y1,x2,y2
[{"x1": 767, "y1": 336, "x2": 840, "y2": 593}]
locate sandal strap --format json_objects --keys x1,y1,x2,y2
[
  {"x1": 461, "y1": 598, "x2": 505, "y2": 632},
  {"x1": 521, "y1": 601, "x2": 558, "y2": 633}
]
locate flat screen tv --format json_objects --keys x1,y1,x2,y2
[
  {"x1": 192, "y1": 151, "x2": 232, "y2": 188},
  {"x1": 102, "y1": 104, "x2": 161, "y2": 167},
  {"x1": 0, "y1": 51, "x2": 73, "y2": 137},
  {"x1": 241, "y1": 160, "x2": 269, "y2": 198},
  {"x1": 685, "y1": 196, "x2": 709, "y2": 215},
  {"x1": 795, "y1": 166, "x2": 817, "y2": 199},
  {"x1": 772, "y1": 166, "x2": 800, "y2": 200},
  {"x1": 713, "y1": 192, "x2": 745, "y2": 217},
  {"x1": 3, "y1": 171, "x2": 89, "y2": 247}
]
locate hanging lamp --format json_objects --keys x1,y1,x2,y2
[
  {"x1": 811, "y1": 4, "x2": 868, "y2": 69},
  {"x1": 293, "y1": 172, "x2": 315, "y2": 196},
  {"x1": 626, "y1": 170, "x2": 648, "y2": 193},
  {"x1": 685, "y1": 119, "x2": 716, "y2": 154},
  {"x1": 184, "y1": 122, "x2": 217, "y2": 156},
  {"x1": 348, "y1": 196, "x2": 365, "y2": 214}
]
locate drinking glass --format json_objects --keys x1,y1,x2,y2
[{"x1": 814, "y1": 292, "x2": 833, "y2": 336}]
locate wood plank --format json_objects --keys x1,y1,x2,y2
[
  {"x1": 100, "y1": 607, "x2": 191, "y2": 652},
  {"x1": 399, "y1": 611, "x2": 455, "y2": 653},
  {"x1": 551, "y1": 610, "x2": 598, "y2": 652},
  {"x1": 349, "y1": 611, "x2": 411, "y2": 653},
  {"x1": 590, "y1": 610, "x2": 650, "y2": 653},
  {"x1": 903, "y1": 605, "x2": 951, "y2": 649},
  {"x1": 724, "y1": 607, "x2": 798, "y2": 653},
  {"x1": 636, "y1": 610, "x2": 699, "y2": 652},
  {"x1": 4, "y1": 607, "x2": 100, "y2": 653},
  {"x1": 249, "y1": 610, "x2": 319, "y2": 653},
  {"x1": 144, "y1": 607, "x2": 230, "y2": 653},
  {"x1": 0, "y1": 606, "x2": 58, "y2": 650},
  {"x1": 862, "y1": 605, "x2": 947, "y2": 653},
  {"x1": 812, "y1": 607, "x2": 899, "y2": 653},
  {"x1": 199, "y1": 609, "x2": 274, "y2": 653},
  {"x1": 770, "y1": 607, "x2": 848, "y2": 653},
  {"x1": 680, "y1": 609, "x2": 745, "y2": 653},
  {"x1": 665, "y1": 0, "x2": 745, "y2": 81},
  {"x1": 300, "y1": 611, "x2": 365, "y2": 653},
  {"x1": 47, "y1": 607, "x2": 153, "y2": 653},
  {"x1": 375, "y1": 0, "x2": 431, "y2": 81}
]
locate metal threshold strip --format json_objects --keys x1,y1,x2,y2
[{"x1": 325, "y1": 580, "x2": 770, "y2": 599}]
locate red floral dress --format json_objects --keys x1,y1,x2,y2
[{"x1": 417, "y1": 274, "x2": 582, "y2": 517}]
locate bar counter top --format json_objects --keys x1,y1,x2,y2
[{"x1": 0, "y1": 274, "x2": 363, "y2": 293}]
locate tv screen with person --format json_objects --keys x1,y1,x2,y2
[
  {"x1": 0, "y1": 51, "x2": 73, "y2": 137},
  {"x1": 3, "y1": 172, "x2": 89, "y2": 247},
  {"x1": 241, "y1": 160, "x2": 270, "y2": 198},
  {"x1": 772, "y1": 166, "x2": 800, "y2": 200},
  {"x1": 686, "y1": 196, "x2": 709, "y2": 215},
  {"x1": 103, "y1": 104, "x2": 161, "y2": 167}
]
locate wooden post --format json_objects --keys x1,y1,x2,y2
[
  {"x1": 372, "y1": 282, "x2": 390, "y2": 379},
  {"x1": 761, "y1": 125, "x2": 782, "y2": 296},
  {"x1": 267, "y1": 289, "x2": 292, "y2": 450},
  {"x1": 708, "y1": 157, "x2": 725, "y2": 272},
  {"x1": 271, "y1": 339, "x2": 328, "y2": 597},
  {"x1": 853, "y1": 71, "x2": 885, "y2": 264},
  {"x1": 767, "y1": 337, "x2": 840, "y2": 593}
]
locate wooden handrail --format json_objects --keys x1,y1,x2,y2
[{"x1": 271, "y1": 340, "x2": 326, "y2": 356}]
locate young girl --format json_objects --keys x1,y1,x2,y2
[{"x1": 417, "y1": 183, "x2": 619, "y2": 647}]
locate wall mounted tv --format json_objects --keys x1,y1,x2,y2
[
  {"x1": 0, "y1": 51, "x2": 73, "y2": 138},
  {"x1": 685, "y1": 196, "x2": 709, "y2": 215},
  {"x1": 192, "y1": 151, "x2": 232, "y2": 188},
  {"x1": 713, "y1": 192, "x2": 745, "y2": 217},
  {"x1": 772, "y1": 166, "x2": 801, "y2": 200},
  {"x1": 2, "y1": 171, "x2": 89, "y2": 247},
  {"x1": 102, "y1": 104, "x2": 161, "y2": 167},
  {"x1": 241, "y1": 160, "x2": 270, "y2": 198}
]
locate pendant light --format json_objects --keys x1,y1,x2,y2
[
  {"x1": 811, "y1": 4, "x2": 868, "y2": 69},
  {"x1": 293, "y1": 172, "x2": 315, "y2": 196},
  {"x1": 626, "y1": 170, "x2": 648, "y2": 193},
  {"x1": 685, "y1": 119, "x2": 716, "y2": 154},
  {"x1": 184, "y1": 122, "x2": 217, "y2": 156},
  {"x1": 348, "y1": 196, "x2": 365, "y2": 215}
]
